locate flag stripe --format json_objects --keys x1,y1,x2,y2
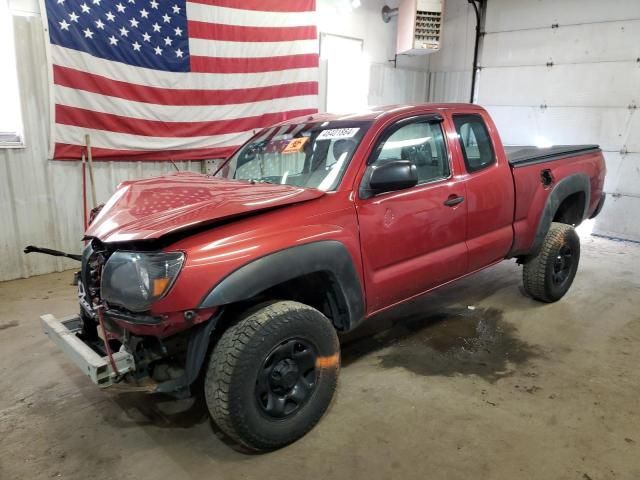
[
  {"x1": 191, "y1": 53, "x2": 319, "y2": 73},
  {"x1": 54, "y1": 66, "x2": 318, "y2": 106},
  {"x1": 187, "y1": 0, "x2": 315, "y2": 12},
  {"x1": 186, "y1": 2, "x2": 315, "y2": 27},
  {"x1": 187, "y1": 21, "x2": 317, "y2": 42},
  {"x1": 55, "y1": 124, "x2": 251, "y2": 151},
  {"x1": 55, "y1": 85, "x2": 318, "y2": 122},
  {"x1": 54, "y1": 143, "x2": 237, "y2": 161},
  {"x1": 189, "y1": 38, "x2": 318, "y2": 58},
  {"x1": 56, "y1": 104, "x2": 317, "y2": 138},
  {"x1": 51, "y1": 45, "x2": 319, "y2": 90}
]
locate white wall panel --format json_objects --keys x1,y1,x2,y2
[
  {"x1": 479, "y1": 0, "x2": 640, "y2": 240},
  {"x1": 484, "y1": 0, "x2": 640, "y2": 33},
  {"x1": 426, "y1": 0, "x2": 475, "y2": 102},
  {"x1": 592, "y1": 195, "x2": 640, "y2": 243},
  {"x1": 478, "y1": 62, "x2": 639, "y2": 108},
  {"x1": 368, "y1": 64, "x2": 430, "y2": 106},
  {"x1": 483, "y1": 20, "x2": 640, "y2": 67},
  {"x1": 485, "y1": 106, "x2": 639, "y2": 153}
]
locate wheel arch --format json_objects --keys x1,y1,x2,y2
[
  {"x1": 199, "y1": 240, "x2": 365, "y2": 331},
  {"x1": 527, "y1": 173, "x2": 590, "y2": 256}
]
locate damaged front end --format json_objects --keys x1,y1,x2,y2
[{"x1": 39, "y1": 239, "x2": 219, "y2": 396}]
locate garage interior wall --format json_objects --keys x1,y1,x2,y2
[
  {"x1": 0, "y1": 1, "x2": 431, "y2": 282},
  {"x1": 430, "y1": 0, "x2": 640, "y2": 241}
]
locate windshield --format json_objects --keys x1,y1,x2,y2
[{"x1": 219, "y1": 121, "x2": 372, "y2": 191}]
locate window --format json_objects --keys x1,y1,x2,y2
[
  {"x1": 223, "y1": 121, "x2": 371, "y2": 192},
  {"x1": 453, "y1": 114, "x2": 495, "y2": 173},
  {"x1": 370, "y1": 120, "x2": 450, "y2": 184},
  {"x1": 0, "y1": 1, "x2": 23, "y2": 147}
]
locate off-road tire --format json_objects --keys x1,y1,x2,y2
[
  {"x1": 205, "y1": 300, "x2": 340, "y2": 451},
  {"x1": 523, "y1": 222, "x2": 581, "y2": 303}
]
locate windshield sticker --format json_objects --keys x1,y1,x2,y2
[
  {"x1": 316, "y1": 128, "x2": 360, "y2": 140},
  {"x1": 282, "y1": 136, "x2": 310, "y2": 154}
]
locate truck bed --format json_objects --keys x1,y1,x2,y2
[{"x1": 505, "y1": 145, "x2": 600, "y2": 167}]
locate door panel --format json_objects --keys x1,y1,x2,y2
[
  {"x1": 357, "y1": 181, "x2": 468, "y2": 311},
  {"x1": 355, "y1": 117, "x2": 468, "y2": 312},
  {"x1": 451, "y1": 113, "x2": 516, "y2": 271}
]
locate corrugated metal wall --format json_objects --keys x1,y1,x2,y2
[{"x1": 0, "y1": 16, "x2": 201, "y2": 282}]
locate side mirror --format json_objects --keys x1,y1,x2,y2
[{"x1": 362, "y1": 160, "x2": 418, "y2": 198}]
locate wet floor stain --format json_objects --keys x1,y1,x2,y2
[
  {"x1": 0, "y1": 320, "x2": 19, "y2": 331},
  {"x1": 342, "y1": 307, "x2": 540, "y2": 382}
]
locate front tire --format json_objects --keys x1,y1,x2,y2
[
  {"x1": 523, "y1": 222, "x2": 581, "y2": 303},
  {"x1": 205, "y1": 301, "x2": 340, "y2": 451}
]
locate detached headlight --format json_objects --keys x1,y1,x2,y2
[{"x1": 101, "y1": 251, "x2": 185, "y2": 312}]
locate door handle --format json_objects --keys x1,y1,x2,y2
[{"x1": 444, "y1": 195, "x2": 465, "y2": 207}]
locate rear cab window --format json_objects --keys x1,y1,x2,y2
[{"x1": 452, "y1": 114, "x2": 496, "y2": 173}]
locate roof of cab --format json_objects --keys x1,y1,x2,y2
[{"x1": 274, "y1": 103, "x2": 483, "y2": 126}]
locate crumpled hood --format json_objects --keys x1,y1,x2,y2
[{"x1": 85, "y1": 172, "x2": 324, "y2": 242}]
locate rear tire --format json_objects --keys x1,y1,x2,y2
[
  {"x1": 523, "y1": 222, "x2": 581, "y2": 303},
  {"x1": 205, "y1": 300, "x2": 340, "y2": 451}
]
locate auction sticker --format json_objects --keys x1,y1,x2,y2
[
  {"x1": 282, "y1": 136, "x2": 310, "y2": 154},
  {"x1": 316, "y1": 128, "x2": 360, "y2": 140}
]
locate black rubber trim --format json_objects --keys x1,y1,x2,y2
[
  {"x1": 199, "y1": 241, "x2": 365, "y2": 331},
  {"x1": 155, "y1": 310, "x2": 223, "y2": 394},
  {"x1": 589, "y1": 192, "x2": 606, "y2": 219},
  {"x1": 511, "y1": 173, "x2": 590, "y2": 257},
  {"x1": 105, "y1": 308, "x2": 162, "y2": 325},
  {"x1": 506, "y1": 145, "x2": 600, "y2": 167}
]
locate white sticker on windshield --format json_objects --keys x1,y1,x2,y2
[{"x1": 316, "y1": 128, "x2": 360, "y2": 140}]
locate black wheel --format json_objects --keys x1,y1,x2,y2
[
  {"x1": 523, "y1": 222, "x2": 581, "y2": 303},
  {"x1": 205, "y1": 301, "x2": 340, "y2": 451}
]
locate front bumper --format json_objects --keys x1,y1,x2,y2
[{"x1": 41, "y1": 313, "x2": 135, "y2": 387}]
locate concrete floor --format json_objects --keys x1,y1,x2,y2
[{"x1": 0, "y1": 235, "x2": 639, "y2": 480}]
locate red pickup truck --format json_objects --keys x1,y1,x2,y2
[{"x1": 41, "y1": 103, "x2": 606, "y2": 451}]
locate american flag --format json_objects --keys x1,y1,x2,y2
[{"x1": 43, "y1": 0, "x2": 319, "y2": 161}]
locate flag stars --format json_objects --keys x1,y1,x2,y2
[
  {"x1": 56, "y1": 0, "x2": 64, "y2": 4},
  {"x1": 162, "y1": 13, "x2": 171, "y2": 23},
  {"x1": 105, "y1": 11, "x2": 115, "y2": 21},
  {"x1": 142, "y1": 32, "x2": 151, "y2": 42},
  {"x1": 119, "y1": 26, "x2": 129, "y2": 36},
  {"x1": 149, "y1": 0, "x2": 158, "y2": 8},
  {"x1": 108, "y1": 35, "x2": 118, "y2": 45},
  {"x1": 95, "y1": 18, "x2": 105, "y2": 29},
  {"x1": 163, "y1": 36, "x2": 173, "y2": 46},
  {"x1": 129, "y1": 17, "x2": 139, "y2": 28},
  {"x1": 59, "y1": 19, "x2": 70, "y2": 30},
  {"x1": 68, "y1": 11, "x2": 79, "y2": 22},
  {"x1": 92, "y1": 0, "x2": 101, "y2": 4},
  {"x1": 139, "y1": 8, "x2": 149, "y2": 18},
  {"x1": 154, "y1": 45, "x2": 162, "y2": 55},
  {"x1": 174, "y1": 26, "x2": 182, "y2": 36},
  {"x1": 80, "y1": 2, "x2": 90, "y2": 13},
  {"x1": 83, "y1": 27, "x2": 94, "y2": 39},
  {"x1": 172, "y1": 4, "x2": 180, "y2": 14},
  {"x1": 115, "y1": 3, "x2": 125, "y2": 12},
  {"x1": 152, "y1": 22, "x2": 161, "y2": 32},
  {"x1": 175, "y1": 48, "x2": 183, "y2": 58},
  {"x1": 132, "y1": 41, "x2": 141, "y2": 51}
]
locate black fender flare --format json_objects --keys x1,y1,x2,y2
[
  {"x1": 525, "y1": 173, "x2": 590, "y2": 256},
  {"x1": 199, "y1": 240, "x2": 365, "y2": 331}
]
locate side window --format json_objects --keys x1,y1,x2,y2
[
  {"x1": 453, "y1": 114, "x2": 496, "y2": 173},
  {"x1": 370, "y1": 121, "x2": 450, "y2": 184}
]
